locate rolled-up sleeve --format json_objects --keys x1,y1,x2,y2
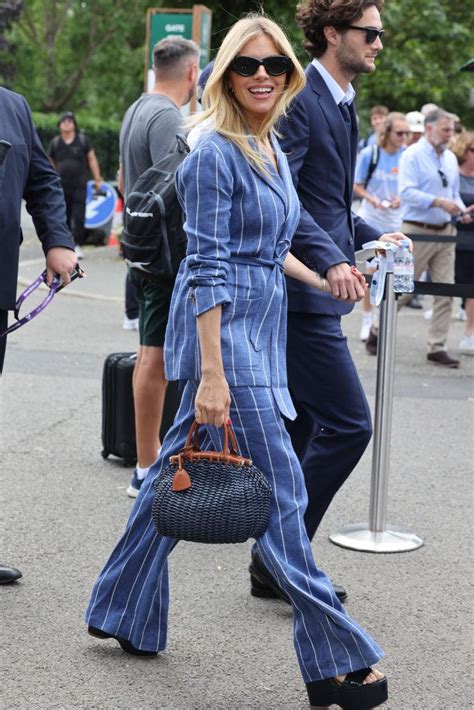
[{"x1": 176, "y1": 145, "x2": 233, "y2": 316}]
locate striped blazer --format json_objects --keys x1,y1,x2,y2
[{"x1": 164, "y1": 131, "x2": 300, "y2": 419}]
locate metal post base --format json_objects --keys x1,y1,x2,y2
[{"x1": 329, "y1": 523, "x2": 424, "y2": 553}]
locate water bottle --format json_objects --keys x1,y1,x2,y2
[{"x1": 393, "y1": 239, "x2": 414, "y2": 293}]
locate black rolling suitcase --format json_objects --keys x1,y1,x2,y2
[{"x1": 101, "y1": 352, "x2": 181, "y2": 467}]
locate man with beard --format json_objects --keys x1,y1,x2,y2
[{"x1": 248, "y1": 0, "x2": 406, "y2": 603}]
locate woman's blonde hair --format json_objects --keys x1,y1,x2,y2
[
  {"x1": 189, "y1": 13, "x2": 306, "y2": 173},
  {"x1": 378, "y1": 112, "x2": 408, "y2": 149},
  {"x1": 449, "y1": 130, "x2": 474, "y2": 165}
]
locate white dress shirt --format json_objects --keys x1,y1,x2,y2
[
  {"x1": 311, "y1": 59, "x2": 356, "y2": 107},
  {"x1": 399, "y1": 137, "x2": 465, "y2": 224}
]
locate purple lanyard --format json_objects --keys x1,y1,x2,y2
[{"x1": 0, "y1": 266, "x2": 85, "y2": 338}]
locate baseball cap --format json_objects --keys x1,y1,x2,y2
[
  {"x1": 406, "y1": 111, "x2": 425, "y2": 134},
  {"x1": 197, "y1": 61, "x2": 215, "y2": 103}
]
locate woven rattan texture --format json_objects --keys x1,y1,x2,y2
[{"x1": 152, "y1": 459, "x2": 272, "y2": 544}]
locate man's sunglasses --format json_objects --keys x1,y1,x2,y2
[
  {"x1": 438, "y1": 169, "x2": 448, "y2": 188},
  {"x1": 392, "y1": 130, "x2": 410, "y2": 137},
  {"x1": 346, "y1": 25, "x2": 385, "y2": 44},
  {"x1": 229, "y1": 55, "x2": 293, "y2": 77}
]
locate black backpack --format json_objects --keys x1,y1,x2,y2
[
  {"x1": 364, "y1": 144, "x2": 380, "y2": 189},
  {"x1": 121, "y1": 135, "x2": 189, "y2": 283}
]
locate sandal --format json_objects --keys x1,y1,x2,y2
[{"x1": 307, "y1": 667, "x2": 388, "y2": 709}]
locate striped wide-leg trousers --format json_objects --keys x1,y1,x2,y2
[{"x1": 85, "y1": 381, "x2": 383, "y2": 683}]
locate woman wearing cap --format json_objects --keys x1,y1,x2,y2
[{"x1": 85, "y1": 14, "x2": 387, "y2": 709}]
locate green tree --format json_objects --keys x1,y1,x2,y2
[
  {"x1": 3, "y1": 0, "x2": 150, "y2": 116},
  {"x1": 355, "y1": 0, "x2": 474, "y2": 129}
]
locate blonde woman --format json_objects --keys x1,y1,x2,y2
[{"x1": 85, "y1": 14, "x2": 386, "y2": 709}]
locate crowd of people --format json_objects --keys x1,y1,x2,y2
[
  {"x1": 1, "y1": 0, "x2": 473, "y2": 707},
  {"x1": 355, "y1": 103, "x2": 473, "y2": 361}
]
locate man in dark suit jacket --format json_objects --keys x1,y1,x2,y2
[
  {"x1": 249, "y1": 0, "x2": 406, "y2": 601},
  {"x1": 0, "y1": 87, "x2": 77, "y2": 584}
]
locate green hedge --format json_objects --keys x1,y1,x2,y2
[{"x1": 32, "y1": 112, "x2": 121, "y2": 182}]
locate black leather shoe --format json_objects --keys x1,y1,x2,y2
[
  {"x1": 365, "y1": 330, "x2": 378, "y2": 355},
  {"x1": 88, "y1": 625, "x2": 157, "y2": 657},
  {"x1": 427, "y1": 351, "x2": 460, "y2": 368},
  {"x1": 249, "y1": 554, "x2": 347, "y2": 604},
  {"x1": 0, "y1": 564, "x2": 22, "y2": 584}
]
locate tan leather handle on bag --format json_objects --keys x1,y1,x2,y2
[{"x1": 169, "y1": 421, "x2": 252, "y2": 492}]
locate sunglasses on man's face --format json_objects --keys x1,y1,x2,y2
[
  {"x1": 229, "y1": 55, "x2": 293, "y2": 77},
  {"x1": 392, "y1": 130, "x2": 410, "y2": 137},
  {"x1": 346, "y1": 25, "x2": 385, "y2": 44}
]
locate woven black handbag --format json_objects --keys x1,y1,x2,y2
[{"x1": 151, "y1": 421, "x2": 272, "y2": 544}]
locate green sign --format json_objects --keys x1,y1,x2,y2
[{"x1": 148, "y1": 12, "x2": 194, "y2": 69}]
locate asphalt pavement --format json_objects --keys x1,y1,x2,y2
[{"x1": 1, "y1": 218, "x2": 473, "y2": 709}]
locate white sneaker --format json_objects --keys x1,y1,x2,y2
[
  {"x1": 123, "y1": 316, "x2": 139, "y2": 331},
  {"x1": 423, "y1": 309, "x2": 433, "y2": 321},
  {"x1": 74, "y1": 245, "x2": 84, "y2": 260},
  {"x1": 359, "y1": 313, "x2": 372, "y2": 341},
  {"x1": 459, "y1": 335, "x2": 474, "y2": 355},
  {"x1": 456, "y1": 308, "x2": 467, "y2": 322}
]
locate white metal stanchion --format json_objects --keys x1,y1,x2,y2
[{"x1": 330, "y1": 259, "x2": 424, "y2": 553}]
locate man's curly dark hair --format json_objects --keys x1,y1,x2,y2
[{"x1": 296, "y1": 0, "x2": 384, "y2": 58}]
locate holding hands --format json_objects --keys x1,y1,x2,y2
[{"x1": 326, "y1": 262, "x2": 366, "y2": 302}]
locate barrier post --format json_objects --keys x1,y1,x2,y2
[{"x1": 330, "y1": 266, "x2": 424, "y2": 553}]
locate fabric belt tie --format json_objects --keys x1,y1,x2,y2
[
  {"x1": 231, "y1": 255, "x2": 285, "y2": 352},
  {"x1": 403, "y1": 220, "x2": 451, "y2": 232}
]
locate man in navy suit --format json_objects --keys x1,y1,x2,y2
[
  {"x1": 249, "y1": 0, "x2": 406, "y2": 601},
  {"x1": 0, "y1": 87, "x2": 76, "y2": 583}
]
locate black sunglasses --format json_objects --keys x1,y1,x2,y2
[
  {"x1": 392, "y1": 130, "x2": 410, "y2": 137},
  {"x1": 230, "y1": 55, "x2": 293, "y2": 77},
  {"x1": 346, "y1": 25, "x2": 385, "y2": 44},
  {"x1": 438, "y1": 169, "x2": 448, "y2": 188}
]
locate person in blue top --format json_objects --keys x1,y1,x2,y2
[
  {"x1": 354, "y1": 111, "x2": 409, "y2": 341},
  {"x1": 85, "y1": 14, "x2": 388, "y2": 709}
]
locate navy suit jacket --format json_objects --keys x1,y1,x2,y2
[
  {"x1": 0, "y1": 88, "x2": 73, "y2": 310},
  {"x1": 278, "y1": 64, "x2": 380, "y2": 315}
]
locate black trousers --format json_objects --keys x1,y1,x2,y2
[
  {"x1": 62, "y1": 183, "x2": 87, "y2": 246},
  {"x1": 0, "y1": 310, "x2": 8, "y2": 375}
]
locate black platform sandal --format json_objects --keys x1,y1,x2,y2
[
  {"x1": 306, "y1": 667, "x2": 388, "y2": 709},
  {"x1": 88, "y1": 625, "x2": 158, "y2": 657}
]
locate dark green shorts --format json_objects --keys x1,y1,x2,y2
[{"x1": 129, "y1": 269, "x2": 174, "y2": 347}]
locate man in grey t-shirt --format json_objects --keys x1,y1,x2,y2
[
  {"x1": 120, "y1": 93, "x2": 183, "y2": 198},
  {"x1": 118, "y1": 37, "x2": 198, "y2": 498}
]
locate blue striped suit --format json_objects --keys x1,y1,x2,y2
[{"x1": 85, "y1": 132, "x2": 383, "y2": 687}]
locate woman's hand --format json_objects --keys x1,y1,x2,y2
[{"x1": 195, "y1": 371, "x2": 231, "y2": 427}]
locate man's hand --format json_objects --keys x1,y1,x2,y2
[
  {"x1": 326, "y1": 262, "x2": 366, "y2": 302},
  {"x1": 380, "y1": 232, "x2": 413, "y2": 251},
  {"x1": 439, "y1": 198, "x2": 462, "y2": 216},
  {"x1": 45, "y1": 247, "x2": 78, "y2": 286}
]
